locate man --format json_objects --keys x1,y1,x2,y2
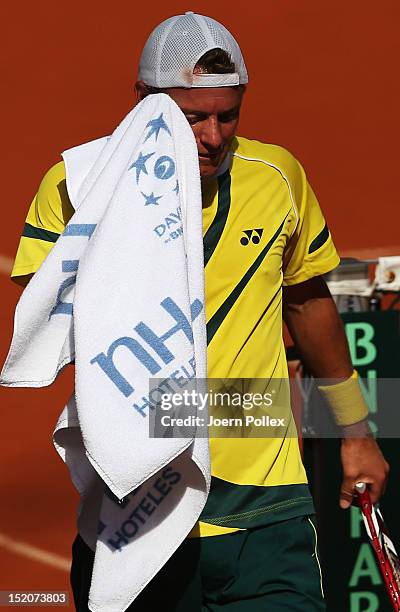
[{"x1": 11, "y1": 12, "x2": 388, "y2": 611}]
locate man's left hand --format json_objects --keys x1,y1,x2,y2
[{"x1": 340, "y1": 422, "x2": 390, "y2": 509}]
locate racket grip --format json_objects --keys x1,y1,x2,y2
[{"x1": 355, "y1": 482, "x2": 372, "y2": 512}]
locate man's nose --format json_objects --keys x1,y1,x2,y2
[{"x1": 200, "y1": 116, "x2": 223, "y2": 150}]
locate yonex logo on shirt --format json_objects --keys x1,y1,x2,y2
[{"x1": 240, "y1": 228, "x2": 263, "y2": 246}]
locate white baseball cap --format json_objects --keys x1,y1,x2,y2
[{"x1": 138, "y1": 12, "x2": 248, "y2": 88}]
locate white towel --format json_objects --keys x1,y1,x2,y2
[{"x1": 1, "y1": 94, "x2": 210, "y2": 611}]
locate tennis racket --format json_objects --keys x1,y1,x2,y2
[{"x1": 355, "y1": 482, "x2": 400, "y2": 611}]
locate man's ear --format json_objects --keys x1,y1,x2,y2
[{"x1": 134, "y1": 81, "x2": 148, "y2": 102}]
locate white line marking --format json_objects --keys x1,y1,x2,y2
[
  {"x1": 0, "y1": 255, "x2": 13, "y2": 275},
  {"x1": 0, "y1": 532, "x2": 70, "y2": 572}
]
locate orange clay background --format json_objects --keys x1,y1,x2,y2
[{"x1": 1, "y1": 1, "x2": 399, "y2": 607}]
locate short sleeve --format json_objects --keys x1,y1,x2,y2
[
  {"x1": 282, "y1": 161, "x2": 340, "y2": 286},
  {"x1": 11, "y1": 161, "x2": 74, "y2": 279}
]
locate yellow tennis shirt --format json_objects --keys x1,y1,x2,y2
[{"x1": 12, "y1": 136, "x2": 340, "y2": 537}]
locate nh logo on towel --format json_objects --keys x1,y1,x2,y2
[
  {"x1": 50, "y1": 224, "x2": 97, "y2": 318},
  {"x1": 90, "y1": 297, "x2": 203, "y2": 403}
]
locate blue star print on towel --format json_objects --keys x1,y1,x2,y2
[
  {"x1": 144, "y1": 113, "x2": 172, "y2": 142},
  {"x1": 128, "y1": 151, "x2": 155, "y2": 183},
  {"x1": 141, "y1": 192, "x2": 162, "y2": 206}
]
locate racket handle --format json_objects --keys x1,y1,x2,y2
[{"x1": 355, "y1": 482, "x2": 372, "y2": 513}]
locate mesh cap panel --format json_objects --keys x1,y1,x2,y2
[
  {"x1": 138, "y1": 12, "x2": 248, "y2": 88},
  {"x1": 158, "y1": 14, "x2": 209, "y2": 86},
  {"x1": 206, "y1": 19, "x2": 232, "y2": 50}
]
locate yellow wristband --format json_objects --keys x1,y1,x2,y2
[{"x1": 317, "y1": 370, "x2": 369, "y2": 426}]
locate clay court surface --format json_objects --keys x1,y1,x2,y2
[
  {"x1": 0, "y1": 269, "x2": 77, "y2": 606},
  {"x1": 1, "y1": 2, "x2": 399, "y2": 610}
]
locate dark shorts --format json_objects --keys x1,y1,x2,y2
[{"x1": 71, "y1": 515, "x2": 325, "y2": 611}]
